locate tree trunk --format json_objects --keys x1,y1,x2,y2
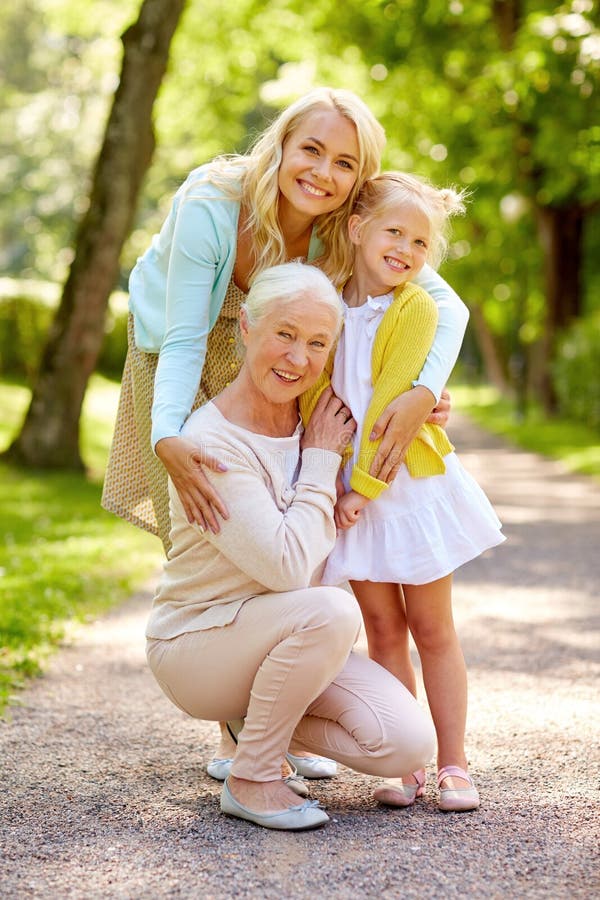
[
  {"x1": 492, "y1": 0, "x2": 522, "y2": 51},
  {"x1": 5, "y1": 0, "x2": 186, "y2": 469},
  {"x1": 535, "y1": 203, "x2": 584, "y2": 413},
  {"x1": 468, "y1": 303, "x2": 510, "y2": 394}
]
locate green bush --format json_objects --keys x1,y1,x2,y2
[
  {"x1": 553, "y1": 312, "x2": 600, "y2": 430},
  {"x1": 0, "y1": 279, "x2": 128, "y2": 380}
]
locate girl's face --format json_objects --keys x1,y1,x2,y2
[
  {"x1": 348, "y1": 204, "x2": 431, "y2": 296},
  {"x1": 278, "y1": 109, "x2": 360, "y2": 224},
  {"x1": 240, "y1": 298, "x2": 339, "y2": 405}
]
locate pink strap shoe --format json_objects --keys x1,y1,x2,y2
[
  {"x1": 373, "y1": 769, "x2": 426, "y2": 807},
  {"x1": 437, "y1": 765, "x2": 480, "y2": 812}
]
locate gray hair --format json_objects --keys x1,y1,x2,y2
[{"x1": 242, "y1": 262, "x2": 343, "y2": 334}]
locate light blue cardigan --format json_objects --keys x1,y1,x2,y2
[{"x1": 129, "y1": 164, "x2": 470, "y2": 449}]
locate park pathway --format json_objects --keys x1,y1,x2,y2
[{"x1": 1, "y1": 413, "x2": 599, "y2": 899}]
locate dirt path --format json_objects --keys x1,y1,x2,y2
[{"x1": 1, "y1": 414, "x2": 599, "y2": 899}]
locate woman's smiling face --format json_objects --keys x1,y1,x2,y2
[
  {"x1": 277, "y1": 108, "x2": 361, "y2": 223},
  {"x1": 349, "y1": 204, "x2": 431, "y2": 296},
  {"x1": 241, "y1": 296, "x2": 339, "y2": 404}
]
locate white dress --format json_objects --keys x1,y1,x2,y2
[{"x1": 322, "y1": 293, "x2": 505, "y2": 586}]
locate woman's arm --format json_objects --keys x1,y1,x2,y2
[
  {"x1": 151, "y1": 188, "x2": 237, "y2": 449},
  {"x1": 149, "y1": 184, "x2": 239, "y2": 530},
  {"x1": 412, "y1": 264, "x2": 469, "y2": 402},
  {"x1": 155, "y1": 436, "x2": 229, "y2": 534}
]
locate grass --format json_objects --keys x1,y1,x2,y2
[
  {"x1": 451, "y1": 382, "x2": 600, "y2": 481},
  {"x1": 0, "y1": 376, "x2": 163, "y2": 714}
]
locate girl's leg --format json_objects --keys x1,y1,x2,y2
[
  {"x1": 349, "y1": 580, "x2": 417, "y2": 696},
  {"x1": 147, "y1": 585, "x2": 361, "y2": 812},
  {"x1": 350, "y1": 580, "x2": 425, "y2": 799},
  {"x1": 404, "y1": 575, "x2": 471, "y2": 789}
]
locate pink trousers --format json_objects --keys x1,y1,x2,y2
[{"x1": 146, "y1": 585, "x2": 435, "y2": 781}]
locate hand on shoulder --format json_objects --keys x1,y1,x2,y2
[{"x1": 301, "y1": 387, "x2": 356, "y2": 456}]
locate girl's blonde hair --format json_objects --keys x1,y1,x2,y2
[
  {"x1": 242, "y1": 261, "x2": 343, "y2": 335},
  {"x1": 205, "y1": 88, "x2": 386, "y2": 283},
  {"x1": 336, "y1": 171, "x2": 467, "y2": 282}
]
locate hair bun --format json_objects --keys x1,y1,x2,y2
[{"x1": 438, "y1": 187, "x2": 468, "y2": 216}]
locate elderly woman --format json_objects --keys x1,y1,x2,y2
[{"x1": 145, "y1": 262, "x2": 435, "y2": 830}]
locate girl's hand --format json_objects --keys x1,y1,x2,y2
[
  {"x1": 155, "y1": 435, "x2": 230, "y2": 533},
  {"x1": 335, "y1": 471, "x2": 346, "y2": 502},
  {"x1": 301, "y1": 387, "x2": 356, "y2": 456},
  {"x1": 335, "y1": 490, "x2": 370, "y2": 530},
  {"x1": 368, "y1": 386, "x2": 436, "y2": 485},
  {"x1": 427, "y1": 388, "x2": 452, "y2": 427}
]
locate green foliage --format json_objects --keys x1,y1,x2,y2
[
  {"x1": 552, "y1": 312, "x2": 600, "y2": 428},
  {"x1": 0, "y1": 280, "x2": 128, "y2": 379},
  {"x1": 0, "y1": 1, "x2": 139, "y2": 283},
  {"x1": 0, "y1": 375, "x2": 162, "y2": 713},
  {"x1": 0, "y1": 282, "x2": 55, "y2": 378}
]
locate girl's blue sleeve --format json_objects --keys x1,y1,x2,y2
[
  {"x1": 151, "y1": 193, "x2": 226, "y2": 450},
  {"x1": 412, "y1": 264, "x2": 469, "y2": 402}
]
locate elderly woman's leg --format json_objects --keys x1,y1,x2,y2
[
  {"x1": 292, "y1": 652, "x2": 436, "y2": 777},
  {"x1": 146, "y1": 585, "x2": 361, "y2": 812}
]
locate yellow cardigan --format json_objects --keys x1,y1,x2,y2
[{"x1": 299, "y1": 282, "x2": 454, "y2": 500}]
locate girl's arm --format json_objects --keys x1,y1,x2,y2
[
  {"x1": 368, "y1": 267, "x2": 468, "y2": 483},
  {"x1": 351, "y1": 286, "x2": 440, "y2": 498},
  {"x1": 334, "y1": 490, "x2": 370, "y2": 530}
]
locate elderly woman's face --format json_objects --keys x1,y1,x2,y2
[{"x1": 241, "y1": 297, "x2": 339, "y2": 403}]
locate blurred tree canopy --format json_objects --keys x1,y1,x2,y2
[{"x1": 1, "y1": 0, "x2": 598, "y2": 437}]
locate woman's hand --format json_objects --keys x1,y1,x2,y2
[
  {"x1": 155, "y1": 435, "x2": 229, "y2": 533},
  {"x1": 426, "y1": 387, "x2": 451, "y2": 427},
  {"x1": 334, "y1": 490, "x2": 370, "y2": 530},
  {"x1": 368, "y1": 386, "x2": 437, "y2": 484},
  {"x1": 301, "y1": 387, "x2": 356, "y2": 456}
]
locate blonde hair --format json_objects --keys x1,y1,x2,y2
[
  {"x1": 204, "y1": 88, "x2": 386, "y2": 283},
  {"x1": 335, "y1": 171, "x2": 468, "y2": 282},
  {"x1": 242, "y1": 262, "x2": 343, "y2": 334}
]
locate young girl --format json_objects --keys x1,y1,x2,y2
[{"x1": 301, "y1": 172, "x2": 505, "y2": 812}]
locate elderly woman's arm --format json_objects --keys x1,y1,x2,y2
[
  {"x1": 173, "y1": 389, "x2": 354, "y2": 593},
  {"x1": 197, "y1": 446, "x2": 342, "y2": 592}
]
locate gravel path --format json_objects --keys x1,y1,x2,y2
[{"x1": 1, "y1": 413, "x2": 599, "y2": 899}]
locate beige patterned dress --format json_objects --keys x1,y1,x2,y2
[{"x1": 101, "y1": 280, "x2": 246, "y2": 553}]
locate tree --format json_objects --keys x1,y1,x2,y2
[
  {"x1": 302, "y1": 0, "x2": 599, "y2": 410},
  {"x1": 4, "y1": 0, "x2": 186, "y2": 468}
]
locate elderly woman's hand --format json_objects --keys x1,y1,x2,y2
[
  {"x1": 301, "y1": 387, "x2": 356, "y2": 456},
  {"x1": 155, "y1": 435, "x2": 230, "y2": 534}
]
